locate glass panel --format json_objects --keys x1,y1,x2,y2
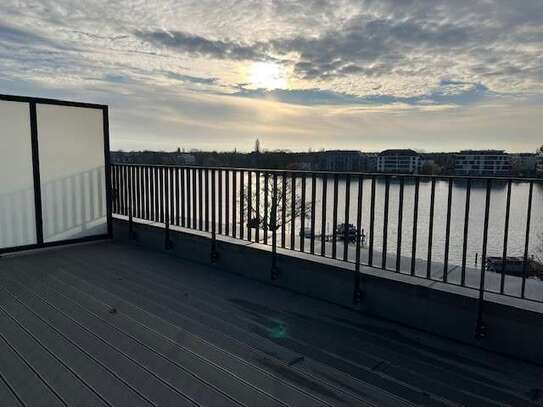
[
  {"x1": 37, "y1": 104, "x2": 107, "y2": 243},
  {"x1": 0, "y1": 100, "x2": 37, "y2": 249}
]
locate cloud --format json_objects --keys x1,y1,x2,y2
[
  {"x1": 227, "y1": 80, "x2": 490, "y2": 106},
  {"x1": 134, "y1": 30, "x2": 271, "y2": 61},
  {"x1": 1, "y1": 0, "x2": 543, "y2": 152},
  {"x1": 161, "y1": 71, "x2": 217, "y2": 85}
]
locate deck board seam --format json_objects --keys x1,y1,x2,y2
[
  {"x1": 58, "y1": 259, "x2": 486, "y2": 405},
  {"x1": 54, "y1": 262, "x2": 412, "y2": 407},
  {"x1": 1, "y1": 276, "x2": 209, "y2": 407},
  {"x1": 35, "y1": 273, "x2": 293, "y2": 407},
  {"x1": 0, "y1": 284, "x2": 159, "y2": 407},
  {"x1": 5, "y1": 271, "x2": 268, "y2": 407},
  {"x1": 0, "y1": 309, "x2": 70, "y2": 407},
  {"x1": 0, "y1": 365, "x2": 27, "y2": 407}
]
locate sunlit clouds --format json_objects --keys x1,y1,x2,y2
[{"x1": 1, "y1": 0, "x2": 543, "y2": 152}]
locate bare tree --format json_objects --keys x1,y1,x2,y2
[{"x1": 241, "y1": 174, "x2": 311, "y2": 233}]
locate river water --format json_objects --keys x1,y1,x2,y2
[{"x1": 202, "y1": 174, "x2": 543, "y2": 268}]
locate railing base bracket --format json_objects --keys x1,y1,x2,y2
[
  {"x1": 353, "y1": 289, "x2": 363, "y2": 305},
  {"x1": 475, "y1": 321, "x2": 487, "y2": 340},
  {"x1": 271, "y1": 266, "x2": 280, "y2": 281}
]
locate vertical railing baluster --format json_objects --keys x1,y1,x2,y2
[
  {"x1": 159, "y1": 167, "x2": 164, "y2": 224},
  {"x1": 343, "y1": 174, "x2": 351, "y2": 262},
  {"x1": 185, "y1": 168, "x2": 191, "y2": 228},
  {"x1": 122, "y1": 165, "x2": 127, "y2": 216},
  {"x1": 170, "y1": 167, "x2": 175, "y2": 226},
  {"x1": 310, "y1": 174, "x2": 316, "y2": 255},
  {"x1": 128, "y1": 166, "x2": 134, "y2": 239},
  {"x1": 410, "y1": 177, "x2": 420, "y2": 276},
  {"x1": 139, "y1": 166, "x2": 144, "y2": 220},
  {"x1": 381, "y1": 175, "x2": 390, "y2": 269},
  {"x1": 192, "y1": 168, "x2": 197, "y2": 229},
  {"x1": 198, "y1": 168, "x2": 203, "y2": 231},
  {"x1": 368, "y1": 176, "x2": 376, "y2": 267},
  {"x1": 281, "y1": 173, "x2": 286, "y2": 248},
  {"x1": 112, "y1": 165, "x2": 118, "y2": 214},
  {"x1": 475, "y1": 179, "x2": 492, "y2": 339},
  {"x1": 353, "y1": 175, "x2": 363, "y2": 303},
  {"x1": 149, "y1": 167, "x2": 154, "y2": 221},
  {"x1": 145, "y1": 167, "x2": 150, "y2": 221},
  {"x1": 461, "y1": 179, "x2": 471, "y2": 286},
  {"x1": 204, "y1": 168, "x2": 209, "y2": 232},
  {"x1": 218, "y1": 169, "x2": 223, "y2": 235},
  {"x1": 300, "y1": 173, "x2": 306, "y2": 252},
  {"x1": 111, "y1": 165, "x2": 116, "y2": 214},
  {"x1": 255, "y1": 170, "x2": 260, "y2": 243},
  {"x1": 332, "y1": 174, "x2": 339, "y2": 259},
  {"x1": 247, "y1": 171, "x2": 252, "y2": 242},
  {"x1": 264, "y1": 172, "x2": 269, "y2": 245},
  {"x1": 290, "y1": 172, "x2": 296, "y2": 249},
  {"x1": 500, "y1": 180, "x2": 511, "y2": 294},
  {"x1": 109, "y1": 165, "x2": 114, "y2": 214},
  {"x1": 180, "y1": 168, "x2": 185, "y2": 227},
  {"x1": 135, "y1": 166, "x2": 141, "y2": 219},
  {"x1": 232, "y1": 170, "x2": 237, "y2": 238},
  {"x1": 240, "y1": 170, "x2": 245, "y2": 240},
  {"x1": 396, "y1": 177, "x2": 405, "y2": 273},
  {"x1": 174, "y1": 167, "x2": 179, "y2": 226},
  {"x1": 443, "y1": 178, "x2": 453, "y2": 282},
  {"x1": 225, "y1": 170, "x2": 230, "y2": 236},
  {"x1": 521, "y1": 181, "x2": 534, "y2": 299},
  {"x1": 427, "y1": 178, "x2": 436, "y2": 279},
  {"x1": 164, "y1": 167, "x2": 172, "y2": 249},
  {"x1": 320, "y1": 174, "x2": 328, "y2": 256},
  {"x1": 154, "y1": 167, "x2": 160, "y2": 223},
  {"x1": 271, "y1": 173, "x2": 279, "y2": 280},
  {"x1": 211, "y1": 168, "x2": 218, "y2": 262}
]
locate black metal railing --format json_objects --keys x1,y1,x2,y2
[{"x1": 111, "y1": 164, "x2": 543, "y2": 323}]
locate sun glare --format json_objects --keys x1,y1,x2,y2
[{"x1": 248, "y1": 62, "x2": 287, "y2": 90}]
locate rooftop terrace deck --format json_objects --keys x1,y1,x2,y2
[{"x1": 0, "y1": 241, "x2": 542, "y2": 407}]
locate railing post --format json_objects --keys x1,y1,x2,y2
[
  {"x1": 128, "y1": 166, "x2": 136, "y2": 240},
  {"x1": 164, "y1": 167, "x2": 173, "y2": 250},
  {"x1": 353, "y1": 175, "x2": 363, "y2": 304},
  {"x1": 475, "y1": 178, "x2": 492, "y2": 339},
  {"x1": 271, "y1": 173, "x2": 279, "y2": 280},
  {"x1": 211, "y1": 168, "x2": 219, "y2": 263}
]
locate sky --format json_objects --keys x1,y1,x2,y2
[{"x1": 1, "y1": 0, "x2": 543, "y2": 153}]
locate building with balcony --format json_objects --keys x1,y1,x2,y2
[
  {"x1": 376, "y1": 149, "x2": 422, "y2": 173},
  {"x1": 455, "y1": 150, "x2": 512, "y2": 176}
]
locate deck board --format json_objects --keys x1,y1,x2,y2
[{"x1": 0, "y1": 241, "x2": 542, "y2": 407}]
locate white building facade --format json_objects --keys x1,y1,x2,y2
[
  {"x1": 455, "y1": 150, "x2": 512, "y2": 176},
  {"x1": 376, "y1": 149, "x2": 422, "y2": 173}
]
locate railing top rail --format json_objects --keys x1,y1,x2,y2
[
  {"x1": 110, "y1": 163, "x2": 543, "y2": 183},
  {"x1": 0, "y1": 94, "x2": 108, "y2": 110}
]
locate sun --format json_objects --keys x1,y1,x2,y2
[{"x1": 248, "y1": 62, "x2": 287, "y2": 90}]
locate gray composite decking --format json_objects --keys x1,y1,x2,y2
[{"x1": 0, "y1": 241, "x2": 542, "y2": 407}]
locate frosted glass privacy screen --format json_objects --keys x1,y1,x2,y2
[
  {"x1": 0, "y1": 100, "x2": 37, "y2": 249},
  {"x1": 37, "y1": 104, "x2": 108, "y2": 243}
]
